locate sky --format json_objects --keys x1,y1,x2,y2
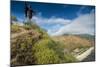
[{"x1": 11, "y1": 1, "x2": 95, "y2": 36}]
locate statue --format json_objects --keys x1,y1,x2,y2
[{"x1": 24, "y1": 2, "x2": 36, "y2": 22}]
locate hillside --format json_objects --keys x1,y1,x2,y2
[
  {"x1": 52, "y1": 35, "x2": 95, "y2": 56},
  {"x1": 63, "y1": 34, "x2": 95, "y2": 41},
  {"x1": 11, "y1": 21, "x2": 77, "y2": 66}
]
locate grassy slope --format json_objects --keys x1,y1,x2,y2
[
  {"x1": 52, "y1": 35, "x2": 94, "y2": 52},
  {"x1": 11, "y1": 22, "x2": 77, "y2": 66}
]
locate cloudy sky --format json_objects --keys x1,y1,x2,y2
[{"x1": 11, "y1": 1, "x2": 95, "y2": 36}]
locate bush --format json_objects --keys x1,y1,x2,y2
[
  {"x1": 64, "y1": 54, "x2": 77, "y2": 63},
  {"x1": 11, "y1": 25, "x2": 21, "y2": 33},
  {"x1": 23, "y1": 24, "x2": 32, "y2": 30},
  {"x1": 34, "y1": 48, "x2": 61, "y2": 64},
  {"x1": 32, "y1": 39, "x2": 77, "y2": 64},
  {"x1": 24, "y1": 21, "x2": 39, "y2": 29},
  {"x1": 11, "y1": 34, "x2": 36, "y2": 65},
  {"x1": 33, "y1": 39, "x2": 61, "y2": 64}
]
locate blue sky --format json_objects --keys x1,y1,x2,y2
[{"x1": 11, "y1": 1, "x2": 95, "y2": 36}]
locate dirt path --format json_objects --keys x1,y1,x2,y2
[
  {"x1": 11, "y1": 30, "x2": 33, "y2": 39},
  {"x1": 76, "y1": 47, "x2": 94, "y2": 61}
]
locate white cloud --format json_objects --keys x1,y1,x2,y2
[
  {"x1": 51, "y1": 10, "x2": 95, "y2": 36},
  {"x1": 32, "y1": 16, "x2": 71, "y2": 26},
  {"x1": 32, "y1": 14, "x2": 71, "y2": 33}
]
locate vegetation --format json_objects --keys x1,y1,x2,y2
[
  {"x1": 33, "y1": 39, "x2": 61, "y2": 64},
  {"x1": 64, "y1": 54, "x2": 77, "y2": 62},
  {"x1": 76, "y1": 34, "x2": 95, "y2": 41},
  {"x1": 11, "y1": 33, "x2": 35, "y2": 65},
  {"x1": 11, "y1": 25, "x2": 21, "y2": 33},
  {"x1": 64, "y1": 34, "x2": 95, "y2": 41},
  {"x1": 11, "y1": 16, "x2": 18, "y2": 21},
  {"x1": 11, "y1": 21, "x2": 95, "y2": 66},
  {"x1": 53, "y1": 35, "x2": 93, "y2": 52}
]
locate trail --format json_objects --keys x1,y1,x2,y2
[
  {"x1": 11, "y1": 29, "x2": 42, "y2": 64},
  {"x1": 11, "y1": 30, "x2": 34, "y2": 39},
  {"x1": 76, "y1": 47, "x2": 94, "y2": 61}
]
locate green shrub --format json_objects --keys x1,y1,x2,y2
[
  {"x1": 33, "y1": 39, "x2": 61, "y2": 64},
  {"x1": 11, "y1": 34, "x2": 35, "y2": 65},
  {"x1": 11, "y1": 25, "x2": 21, "y2": 33},
  {"x1": 24, "y1": 21, "x2": 39, "y2": 29},
  {"x1": 32, "y1": 39, "x2": 77, "y2": 64},
  {"x1": 64, "y1": 54, "x2": 77, "y2": 63},
  {"x1": 23, "y1": 24, "x2": 32, "y2": 30},
  {"x1": 34, "y1": 48, "x2": 61, "y2": 64}
]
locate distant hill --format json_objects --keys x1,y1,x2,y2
[
  {"x1": 75, "y1": 34, "x2": 95, "y2": 41},
  {"x1": 63, "y1": 34, "x2": 95, "y2": 41},
  {"x1": 52, "y1": 35, "x2": 94, "y2": 52}
]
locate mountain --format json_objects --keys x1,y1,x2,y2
[
  {"x1": 63, "y1": 34, "x2": 95, "y2": 41},
  {"x1": 11, "y1": 21, "x2": 77, "y2": 66},
  {"x1": 75, "y1": 34, "x2": 95, "y2": 41},
  {"x1": 52, "y1": 35, "x2": 95, "y2": 52}
]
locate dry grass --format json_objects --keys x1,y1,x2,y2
[{"x1": 53, "y1": 35, "x2": 93, "y2": 52}]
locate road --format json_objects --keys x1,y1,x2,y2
[
  {"x1": 76, "y1": 47, "x2": 95, "y2": 61},
  {"x1": 82, "y1": 49, "x2": 95, "y2": 62}
]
